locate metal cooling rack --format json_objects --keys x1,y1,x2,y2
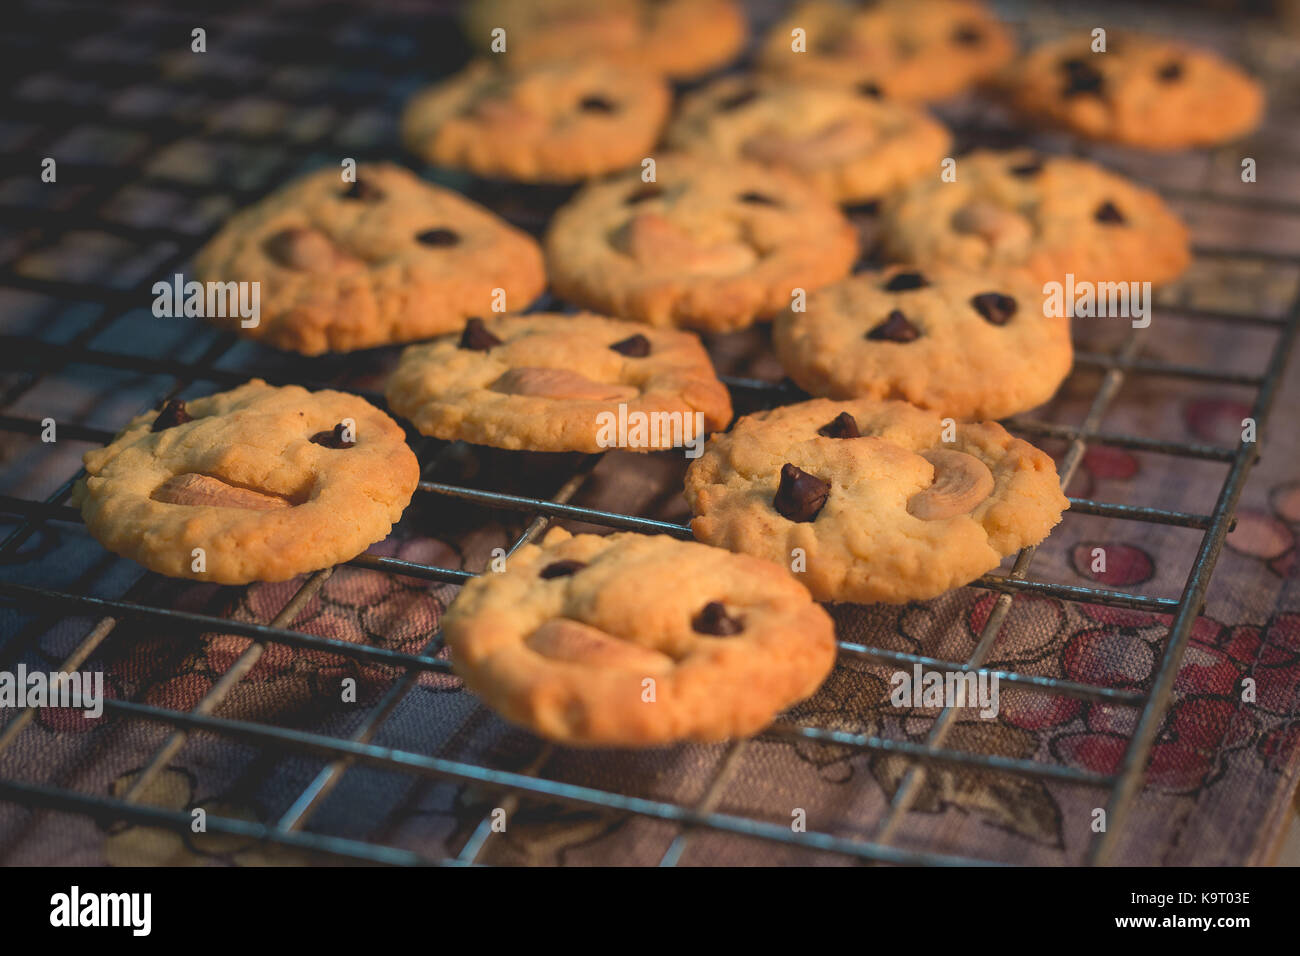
[{"x1": 0, "y1": 0, "x2": 1297, "y2": 866}]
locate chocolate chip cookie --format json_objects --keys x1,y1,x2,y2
[
  {"x1": 442, "y1": 527, "x2": 836, "y2": 746},
  {"x1": 759, "y1": 0, "x2": 1014, "y2": 102},
  {"x1": 193, "y1": 163, "x2": 546, "y2": 355},
  {"x1": 544, "y1": 154, "x2": 859, "y2": 332},
  {"x1": 665, "y1": 75, "x2": 951, "y2": 204},
  {"x1": 684, "y1": 398, "x2": 1069, "y2": 604},
  {"x1": 1005, "y1": 34, "x2": 1264, "y2": 149},
  {"x1": 401, "y1": 59, "x2": 671, "y2": 183},
  {"x1": 462, "y1": 0, "x2": 747, "y2": 80},
  {"x1": 773, "y1": 266, "x2": 1072, "y2": 419},
  {"x1": 72, "y1": 380, "x2": 420, "y2": 584},
  {"x1": 385, "y1": 312, "x2": 733, "y2": 453},
  {"x1": 879, "y1": 149, "x2": 1191, "y2": 287}
]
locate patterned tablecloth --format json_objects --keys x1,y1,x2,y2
[{"x1": 0, "y1": 0, "x2": 1298, "y2": 865}]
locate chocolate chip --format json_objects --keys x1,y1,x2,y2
[
  {"x1": 952, "y1": 24, "x2": 983, "y2": 45},
  {"x1": 773, "y1": 463, "x2": 830, "y2": 523},
  {"x1": 739, "y1": 191, "x2": 780, "y2": 206},
  {"x1": 971, "y1": 292, "x2": 1017, "y2": 326},
  {"x1": 610, "y1": 334, "x2": 650, "y2": 357},
  {"x1": 718, "y1": 88, "x2": 759, "y2": 110},
  {"x1": 817, "y1": 412, "x2": 860, "y2": 439},
  {"x1": 1157, "y1": 61, "x2": 1183, "y2": 81},
  {"x1": 626, "y1": 185, "x2": 664, "y2": 205},
  {"x1": 845, "y1": 199, "x2": 881, "y2": 216},
  {"x1": 539, "y1": 560, "x2": 586, "y2": 579},
  {"x1": 341, "y1": 179, "x2": 384, "y2": 201},
  {"x1": 579, "y1": 95, "x2": 616, "y2": 113},
  {"x1": 857, "y1": 82, "x2": 884, "y2": 99},
  {"x1": 884, "y1": 271, "x2": 929, "y2": 292},
  {"x1": 459, "y1": 317, "x2": 501, "y2": 350},
  {"x1": 691, "y1": 601, "x2": 744, "y2": 636},
  {"x1": 151, "y1": 399, "x2": 192, "y2": 432},
  {"x1": 866, "y1": 309, "x2": 921, "y2": 342},
  {"x1": 1060, "y1": 57, "x2": 1104, "y2": 96},
  {"x1": 1094, "y1": 201, "x2": 1125, "y2": 224},
  {"x1": 310, "y1": 422, "x2": 355, "y2": 448},
  {"x1": 416, "y1": 228, "x2": 460, "y2": 246},
  {"x1": 1009, "y1": 158, "x2": 1044, "y2": 177}
]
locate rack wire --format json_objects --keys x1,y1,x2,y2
[{"x1": 0, "y1": 0, "x2": 1297, "y2": 866}]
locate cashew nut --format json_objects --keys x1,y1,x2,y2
[
  {"x1": 906, "y1": 450, "x2": 995, "y2": 520},
  {"x1": 491, "y1": 366, "x2": 638, "y2": 402},
  {"x1": 617, "y1": 213, "x2": 757, "y2": 276},
  {"x1": 951, "y1": 201, "x2": 1033, "y2": 255},
  {"x1": 150, "y1": 473, "x2": 292, "y2": 511},
  {"x1": 263, "y1": 227, "x2": 364, "y2": 273},
  {"x1": 742, "y1": 120, "x2": 879, "y2": 170},
  {"x1": 525, "y1": 618, "x2": 676, "y2": 673}
]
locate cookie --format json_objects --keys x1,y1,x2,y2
[
  {"x1": 684, "y1": 398, "x2": 1069, "y2": 604},
  {"x1": 193, "y1": 163, "x2": 545, "y2": 355},
  {"x1": 544, "y1": 154, "x2": 859, "y2": 332},
  {"x1": 401, "y1": 59, "x2": 671, "y2": 183},
  {"x1": 1004, "y1": 34, "x2": 1264, "y2": 149},
  {"x1": 462, "y1": 0, "x2": 747, "y2": 80},
  {"x1": 879, "y1": 149, "x2": 1191, "y2": 287},
  {"x1": 442, "y1": 527, "x2": 836, "y2": 746},
  {"x1": 385, "y1": 312, "x2": 733, "y2": 454},
  {"x1": 665, "y1": 75, "x2": 951, "y2": 205},
  {"x1": 759, "y1": 0, "x2": 1014, "y2": 102},
  {"x1": 773, "y1": 266, "x2": 1072, "y2": 419},
  {"x1": 72, "y1": 380, "x2": 419, "y2": 584}
]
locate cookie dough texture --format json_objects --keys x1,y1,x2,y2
[
  {"x1": 401, "y1": 59, "x2": 671, "y2": 183},
  {"x1": 666, "y1": 75, "x2": 951, "y2": 204},
  {"x1": 442, "y1": 528, "x2": 837, "y2": 746},
  {"x1": 385, "y1": 312, "x2": 733, "y2": 453},
  {"x1": 1004, "y1": 35, "x2": 1264, "y2": 149},
  {"x1": 462, "y1": 0, "x2": 747, "y2": 80},
  {"x1": 773, "y1": 266, "x2": 1072, "y2": 419},
  {"x1": 544, "y1": 154, "x2": 859, "y2": 332},
  {"x1": 193, "y1": 163, "x2": 545, "y2": 355},
  {"x1": 759, "y1": 0, "x2": 1015, "y2": 102},
  {"x1": 880, "y1": 149, "x2": 1190, "y2": 287},
  {"x1": 72, "y1": 380, "x2": 420, "y2": 584},
  {"x1": 684, "y1": 398, "x2": 1069, "y2": 604}
]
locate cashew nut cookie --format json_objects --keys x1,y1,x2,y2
[
  {"x1": 193, "y1": 163, "x2": 545, "y2": 355},
  {"x1": 461, "y1": 0, "x2": 747, "y2": 80},
  {"x1": 1004, "y1": 34, "x2": 1264, "y2": 150},
  {"x1": 880, "y1": 149, "x2": 1191, "y2": 288},
  {"x1": 664, "y1": 75, "x2": 952, "y2": 205},
  {"x1": 773, "y1": 266, "x2": 1072, "y2": 420},
  {"x1": 684, "y1": 398, "x2": 1069, "y2": 604},
  {"x1": 401, "y1": 59, "x2": 671, "y2": 183},
  {"x1": 385, "y1": 312, "x2": 733, "y2": 453},
  {"x1": 543, "y1": 154, "x2": 859, "y2": 332},
  {"x1": 758, "y1": 0, "x2": 1015, "y2": 102},
  {"x1": 72, "y1": 380, "x2": 420, "y2": 585},
  {"x1": 442, "y1": 528, "x2": 837, "y2": 746}
]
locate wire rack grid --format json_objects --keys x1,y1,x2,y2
[{"x1": 0, "y1": 0, "x2": 1297, "y2": 866}]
